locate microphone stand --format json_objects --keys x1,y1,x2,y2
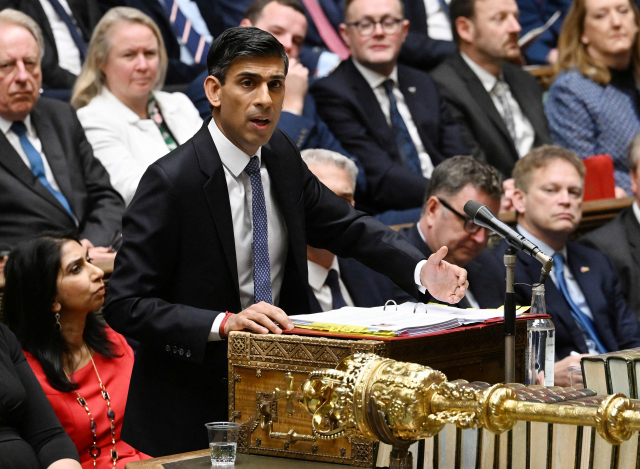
[{"x1": 504, "y1": 247, "x2": 517, "y2": 383}]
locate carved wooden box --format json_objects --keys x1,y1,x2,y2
[{"x1": 227, "y1": 321, "x2": 527, "y2": 466}]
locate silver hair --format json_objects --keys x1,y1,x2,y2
[
  {"x1": 629, "y1": 133, "x2": 640, "y2": 173},
  {"x1": 0, "y1": 9, "x2": 45, "y2": 57},
  {"x1": 301, "y1": 148, "x2": 359, "y2": 191}
]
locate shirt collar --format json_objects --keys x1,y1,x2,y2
[
  {"x1": 352, "y1": 58, "x2": 399, "y2": 90},
  {"x1": 0, "y1": 113, "x2": 35, "y2": 137},
  {"x1": 307, "y1": 256, "x2": 341, "y2": 291},
  {"x1": 516, "y1": 224, "x2": 567, "y2": 259},
  {"x1": 207, "y1": 118, "x2": 262, "y2": 178},
  {"x1": 633, "y1": 200, "x2": 640, "y2": 226},
  {"x1": 460, "y1": 52, "x2": 501, "y2": 94}
]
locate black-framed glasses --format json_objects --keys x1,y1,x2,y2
[
  {"x1": 345, "y1": 17, "x2": 403, "y2": 37},
  {"x1": 437, "y1": 197, "x2": 481, "y2": 234}
]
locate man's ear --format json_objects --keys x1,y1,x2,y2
[
  {"x1": 511, "y1": 188, "x2": 527, "y2": 215},
  {"x1": 455, "y1": 17, "x2": 474, "y2": 44},
  {"x1": 423, "y1": 196, "x2": 440, "y2": 227},
  {"x1": 239, "y1": 18, "x2": 253, "y2": 27},
  {"x1": 204, "y1": 75, "x2": 222, "y2": 110},
  {"x1": 339, "y1": 23, "x2": 351, "y2": 48},
  {"x1": 631, "y1": 170, "x2": 639, "y2": 195}
]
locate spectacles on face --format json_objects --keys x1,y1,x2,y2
[
  {"x1": 437, "y1": 197, "x2": 482, "y2": 234},
  {"x1": 345, "y1": 16, "x2": 403, "y2": 37}
]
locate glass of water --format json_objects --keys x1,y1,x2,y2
[{"x1": 205, "y1": 422, "x2": 241, "y2": 466}]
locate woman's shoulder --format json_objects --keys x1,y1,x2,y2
[
  {"x1": 551, "y1": 69, "x2": 603, "y2": 91},
  {"x1": 153, "y1": 90, "x2": 201, "y2": 116},
  {"x1": 77, "y1": 88, "x2": 135, "y2": 122}
]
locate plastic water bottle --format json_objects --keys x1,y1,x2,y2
[{"x1": 525, "y1": 284, "x2": 555, "y2": 386}]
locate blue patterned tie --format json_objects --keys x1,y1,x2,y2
[
  {"x1": 325, "y1": 269, "x2": 347, "y2": 309},
  {"x1": 46, "y1": 0, "x2": 87, "y2": 60},
  {"x1": 245, "y1": 156, "x2": 273, "y2": 304},
  {"x1": 382, "y1": 79, "x2": 422, "y2": 174},
  {"x1": 552, "y1": 253, "x2": 607, "y2": 353},
  {"x1": 162, "y1": 0, "x2": 211, "y2": 64},
  {"x1": 11, "y1": 121, "x2": 74, "y2": 218}
]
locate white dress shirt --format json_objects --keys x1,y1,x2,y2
[
  {"x1": 207, "y1": 119, "x2": 289, "y2": 341},
  {"x1": 38, "y1": 0, "x2": 82, "y2": 76},
  {"x1": 633, "y1": 200, "x2": 640, "y2": 225},
  {"x1": 0, "y1": 114, "x2": 63, "y2": 194},
  {"x1": 517, "y1": 225, "x2": 597, "y2": 354},
  {"x1": 460, "y1": 53, "x2": 535, "y2": 159},
  {"x1": 307, "y1": 257, "x2": 355, "y2": 311},
  {"x1": 423, "y1": 0, "x2": 453, "y2": 41},
  {"x1": 352, "y1": 60, "x2": 434, "y2": 178}
]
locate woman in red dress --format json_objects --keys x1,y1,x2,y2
[{"x1": 3, "y1": 234, "x2": 150, "y2": 469}]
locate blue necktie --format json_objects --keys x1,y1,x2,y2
[
  {"x1": 162, "y1": 0, "x2": 211, "y2": 64},
  {"x1": 325, "y1": 269, "x2": 347, "y2": 310},
  {"x1": 438, "y1": 0, "x2": 450, "y2": 18},
  {"x1": 46, "y1": 0, "x2": 87, "y2": 61},
  {"x1": 552, "y1": 253, "x2": 607, "y2": 354},
  {"x1": 245, "y1": 156, "x2": 273, "y2": 304},
  {"x1": 382, "y1": 79, "x2": 422, "y2": 174},
  {"x1": 11, "y1": 121, "x2": 74, "y2": 219}
]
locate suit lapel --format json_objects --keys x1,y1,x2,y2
[
  {"x1": 194, "y1": 121, "x2": 240, "y2": 298},
  {"x1": 398, "y1": 68, "x2": 433, "y2": 158},
  {"x1": 31, "y1": 107, "x2": 78, "y2": 219},
  {"x1": 623, "y1": 208, "x2": 640, "y2": 271}
]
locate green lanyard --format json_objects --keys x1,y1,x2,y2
[{"x1": 148, "y1": 95, "x2": 178, "y2": 151}]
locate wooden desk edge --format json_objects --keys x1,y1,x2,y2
[{"x1": 125, "y1": 450, "x2": 210, "y2": 469}]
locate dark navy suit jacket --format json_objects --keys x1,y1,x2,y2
[
  {"x1": 492, "y1": 239, "x2": 640, "y2": 360},
  {"x1": 311, "y1": 59, "x2": 467, "y2": 214},
  {"x1": 307, "y1": 257, "x2": 415, "y2": 312},
  {"x1": 399, "y1": 225, "x2": 506, "y2": 309},
  {"x1": 517, "y1": 0, "x2": 570, "y2": 64}
]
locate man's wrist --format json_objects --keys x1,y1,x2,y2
[
  {"x1": 414, "y1": 260, "x2": 428, "y2": 294},
  {"x1": 219, "y1": 312, "x2": 234, "y2": 339}
]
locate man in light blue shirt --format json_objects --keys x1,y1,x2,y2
[{"x1": 493, "y1": 144, "x2": 640, "y2": 386}]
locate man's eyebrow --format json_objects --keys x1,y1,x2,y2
[{"x1": 236, "y1": 72, "x2": 286, "y2": 80}]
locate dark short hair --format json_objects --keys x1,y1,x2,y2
[
  {"x1": 513, "y1": 145, "x2": 585, "y2": 192},
  {"x1": 207, "y1": 26, "x2": 289, "y2": 84},
  {"x1": 344, "y1": 0, "x2": 405, "y2": 20},
  {"x1": 244, "y1": 0, "x2": 306, "y2": 24},
  {"x1": 423, "y1": 155, "x2": 503, "y2": 210},
  {"x1": 449, "y1": 0, "x2": 476, "y2": 45},
  {"x1": 2, "y1": 233, "x2": 118, "y2": 393}
]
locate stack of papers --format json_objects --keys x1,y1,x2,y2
[{"x1": 291, "y1": 302, "x2": 529, "y2": 337}]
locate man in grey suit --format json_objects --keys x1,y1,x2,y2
[
  {"x1": 430, "y1": 0, "x2": 551, "y2": 180},
  {"x1": 580, "y1": 134, "x2": 640, "y2": 321},
  {"x1": 0, "y1": 10, "x2": 124, "y2": 260}
]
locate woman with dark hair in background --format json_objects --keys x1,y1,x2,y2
[{"x1": 3, "y1": 234, "x2": 149, "y2": 469}]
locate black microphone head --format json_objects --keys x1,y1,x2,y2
[{"x1": 463, "y1": 200, "x2": 484, "y2": 220}]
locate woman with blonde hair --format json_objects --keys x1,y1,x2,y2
[
  {"x1": 545, "y1": 0, "x2": 640, "y2": 195},
  {"x1": 72, "y1": 7, "x2": 202, "y2": 205}
]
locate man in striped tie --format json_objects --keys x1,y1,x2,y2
[{"x1": 492, "y1": 145, "x2": 640, "y2": 386}]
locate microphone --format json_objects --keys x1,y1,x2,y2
[{"x1": 463, "y1": 200, "x2": 553, "y2": 284}]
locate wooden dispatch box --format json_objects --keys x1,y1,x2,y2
[{"x1": 227, "y1": 319, "x2": 528, "y2": 467}]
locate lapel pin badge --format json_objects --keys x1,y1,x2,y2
[
  {"x1": 408, "y1": 86, "x2": 416, "y2": 94},
  {"x1": 580, "y1": 266, "x2": 590, "y2": 273}
]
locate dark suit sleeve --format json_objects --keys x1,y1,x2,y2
[
  {"x1": 69, "y1": 107, "x2": 125, "y2": 246},
  {"x1": 310, "y1": 80, "x2": 428, "y2": 211},
  {"x1": 398, "y1": 31, "x2": 457, "y2": 72},
  {"x1": 603, "y1": 254, "x2": 640, "y2": 349},
  {"x1": 102, "y1": 163, "x2": 218, "y2": 365},
  {"x1": 435, "y1": 81, "x2": 470, "y2": 158}
]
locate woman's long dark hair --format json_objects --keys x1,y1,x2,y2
[{"x1": 2, "y1": 233, "x2": 118, "y2": 392}]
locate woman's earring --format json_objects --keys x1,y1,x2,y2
[{"x1": 54, "y1": 312, "x2": 61, "y2": 330}]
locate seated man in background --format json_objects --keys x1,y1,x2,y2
[
  {"x1": 311, "y1": 0, "x2": 467, "y2": 220},
  {"x1": 302, "y1": 148, "x2": 414, "y2": 311},
  {"x1": 0, "y1": 10, "x2": 124, "y2": 259},
  {"x1": 0, "y1": 0, "x2": 102, "y2": 92},
  {"x1": 186, "y1": 0, "x2": 366, "y2": 189},
  {"x1": 579, "y1": 133, "x2": 640, "y2": 321},
  {"x1": 399, "y1": 155, "x2": 506, "y2": 308},
  {"x1": 430, "y1": 0, "x2": 551, "y2": 181},
  {"x1": 493, "y1": 145, "x2": 640, "y2": 386}
]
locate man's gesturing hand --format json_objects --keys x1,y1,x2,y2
[
  {"x1": 224, "y1": 302, "x2": 294, "y2": 337},
  {"x1": 420, "y1": 246, "x2": 469, "y2": 304}
]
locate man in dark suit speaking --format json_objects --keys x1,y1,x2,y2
[{"x1": 104, "y1": 27, "x2": 469, "y2": 457}]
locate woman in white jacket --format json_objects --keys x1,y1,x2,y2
[{"x1": 72, "y1": 7, "x2": 203, "y2": 205}]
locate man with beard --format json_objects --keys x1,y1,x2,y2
[{"x1": 430, "y1": 0, "x2": 551, "y2": 180}]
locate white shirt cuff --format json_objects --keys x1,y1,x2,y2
[
  {"x1": 208, "y1": 313, "x2": 227, "y2": 341},
  {"x1": 414, "y1": 260, "x2": 427, "y2": 294}
]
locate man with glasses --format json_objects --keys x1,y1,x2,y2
[
  {"x1": 399, "y1": 155, "x2": 506, "y2": 308},
  {"x1": 310, "y1": 0, "x2": 467, "y2": 222}
]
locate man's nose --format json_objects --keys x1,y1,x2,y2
[
  {"x1": 372, "y1": 21, "x2": 385, "y2": 36},
  {"x1": 14, "y1": 61, "x2": 29, "y2": 82},
  {"x1": 508, "y1": 14, "x2": 522, "y2": 34},
  {"x1": 470, "y1": 227, "x2": 489, "y2": 244},
  {"x1": 281, "y1": 34, "x2": 293, "y2": 55},
  {"x1": 255, "y1": 82, "x2": 273, "y2": 107}
]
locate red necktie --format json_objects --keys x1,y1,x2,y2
[{"x1": 300, "y1": 0, "x2": 350, "y2": 60}]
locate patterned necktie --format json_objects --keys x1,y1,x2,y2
[
  {"x1": 382, "y1": 79, "x2": 422, "y2": 174},
  {"x1": 325, "y1": 269, "x2": 347, "y2": 310},
  {"x1": 492, "y1": 80, "x2": 517, "y2": 143},
  {"x1": 244, "y1": 156, "x2": 273, "y2": 304},
  {"x1": 299, "y1": 0, "x2": 350, "y2": 60},
  {"x1": 46, "y1": 0, "x2": 87, "y2": 60},
  {"x1": 11, "y1": 121, "x2": 74, "y2": 218},
  {"x1": 552, "y1": 253, "x2": 607, "y2": 353},
  {"x1": 163, "y1": 0, "x2": 210, "y2": 64}
]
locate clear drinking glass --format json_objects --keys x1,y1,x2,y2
[
  {"x1": 568, "y1": 365, "x2": 584, "y2": 389},
  {"x1": 205, "y1": 422, "x2": 241, "y2": 466}
]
